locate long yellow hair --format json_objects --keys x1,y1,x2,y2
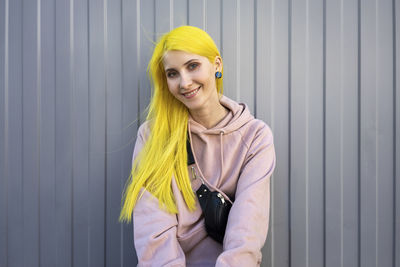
[{"x1": 119, "y1": 26, "x2": 224, "y2": 222}]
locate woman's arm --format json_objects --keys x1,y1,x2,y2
[
  {"x1": 132, "y1": 124, "x2": 186, "y2": 267},
  {"x1": 216, "y1": 124, "x2": 276, "y2": 267}
]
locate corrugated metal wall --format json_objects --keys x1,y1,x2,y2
[{"x1": 0, "y1": 0, "x2": 398, "y2": 266}]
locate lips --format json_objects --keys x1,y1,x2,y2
[{"x1": 182, "y1": 86, "x2": 200, "y2": 99}]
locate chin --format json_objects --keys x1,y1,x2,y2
[{"x1": 183, "y1": 100, "x2": 204, "y2": 112}]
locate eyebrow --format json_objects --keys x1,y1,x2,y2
[{"x1": 164, "y1": 59, "x2": 200, "y2": 72}]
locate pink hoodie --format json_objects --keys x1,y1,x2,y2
[{"x1": 132, "y1": 95, "x2": 276, "y2": 266}]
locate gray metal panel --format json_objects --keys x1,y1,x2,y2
[
  {"x1": 306, "y1": 2, "x2": 325, "y2": 266},
  {"x1": 6, "y1": 0, "x2": 23, "y2": 266},
  {"x1": 72, "y1": 0, "x2": 90, "y2": 265},
  {"x1": 325, "y1": 1, "x2": 359, "y2": 267},
  {"x1": 0, "y1": 0, "x2": 7, "y2": 265},
  {"x1": 55, "y1": 1, "x2": 73, "y2": 266},
  {"x1": 155, "y1": 0, "x2": 171, "y2": 33},
  {"x1": 1, "y1": 0, "x2": 399, "y2": 266},
  {"x1": 139, "y1": 0, "x2": 154, "y2": 125},
  {"x1": 291, "y1": 0, "x2": 325, "y2": 266},
  {"x1": 22, "y1": 0, "x2": 40, "y2": 265},
  {"x1": 88, "y1": 1, "x2": 106, "y2": 266},
  {"x1": 173, "y1": 0, "x2": 188, "y2": 28},
  {"x1": 221, "y1": 0, "x2": 238, "y2": 100},
  {"x1": 255, "y1": 0, "x2": 274, "y2": 266},
  {"x1": 291, "y1": 1, "x2": 324, "y2": 266},
  {"x1": 376, "y1": 1, "x2": 395, "y2": 266},
  {"x1": 188, "y1": 0, "x2": 204, "y2": 29},
  {"x1": 121, "y1": 0, "x2": 140, "y2": 265},
  {"x1": 40, "y1": 0, "x2": 57, "y2": 266},
  {"x1": 205, "y1": 0, "x2": 221, "y2": 53},
  {"x1": 290, "y1": 0, "x2": 309, "y2": 265},
  {"x1": 256, "y1": 0, "x2": 291, "y2": 266},
  {"x1": 105, "y1": 0, "x2": 124, "y2": 266},
  {"x1": 340, "y1": 2, "x2": 360, "y2": 266},
  {"x1": 238, "y1": 0, "x2": 255, "y2": 114},
  {"x1": 360, "y1": 0, "x2": 395, "y2": 266}
]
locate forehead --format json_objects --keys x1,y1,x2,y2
[{"x1": 163, "y1": 50, "x2": 206, "y2": 69}]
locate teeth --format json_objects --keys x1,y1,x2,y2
[{"x1": 185, "y1": 87, "x2": 199, "y2": 97}]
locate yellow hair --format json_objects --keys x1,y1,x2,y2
[{"x1": 119, "y1": 26, "x2": 223, "y2": 222}]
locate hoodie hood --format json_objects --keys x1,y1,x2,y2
[{"x1": 188, "y1": 95, "x2": 254, "y2": 135}]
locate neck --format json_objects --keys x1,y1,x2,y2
[{"x1": 190, "y1": 102, "x2": 229, "y2": 129}]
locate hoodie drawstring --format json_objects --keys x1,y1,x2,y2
[{"x1": 219, "y1": 131, "x2": 224, "y2": 185}]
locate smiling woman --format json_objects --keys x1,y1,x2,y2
[{"x1": 120, "y1": 25, "x2": 276, "y2": 267}]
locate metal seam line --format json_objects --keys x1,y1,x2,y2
[
  {"x1": 305, "y1": 0, "x2": 310, "y2": 265},
  {"x1": 339, "y1": 0, "x2": 344, "y2": 266},
  {"x1": 36, "y1": 0, "x2": 42, "y2": 265},
  {"x1": 4, "y1": 0, "x2": 9, "y2": 265},
  {"x1": 69, "y1": 0, "x2": 75, "y2": 265}
]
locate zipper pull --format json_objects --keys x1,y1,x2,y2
[
  {"x1": 191, "y1": 166, "x2": 205, "y2": 184},
  {"x1": 217, "y1": 193, "x2": 225, "y2": 204},
  {"x1": 191, "y1": 166, "x2": 197, "y2": 179}
]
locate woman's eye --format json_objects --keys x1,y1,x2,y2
[
  {"x1": 167, "y1": 72, "x2": 177, "y2": 78},
  {"x1": 188, "y1": 63, "x2": 199, "y2": 70}
]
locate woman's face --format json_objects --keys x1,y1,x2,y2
[{"x1": 163, "y1": 50, "x2": 222, "y2": 113}]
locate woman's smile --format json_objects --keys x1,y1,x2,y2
[{"x1": 182, "y1": 86, "x2": 201, "y2": 99}]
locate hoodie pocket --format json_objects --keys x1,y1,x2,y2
[{"x1": 177, "y1": 221, "x2": 207, "y2": 253}]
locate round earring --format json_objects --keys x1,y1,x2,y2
[{"x1": 215, "y1": 71, "x2": 222, "y2": 79}]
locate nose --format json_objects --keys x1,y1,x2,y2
[{"x1": 179, "y1": 72, "x2": 192, "y2": 90}]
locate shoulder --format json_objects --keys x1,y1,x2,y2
[
  {"x1": 137, "y1": 120, "x2": 152, "y2": 142},
  {"x1": 238, "y1": 118, "x2": 274, "y2": 150}
]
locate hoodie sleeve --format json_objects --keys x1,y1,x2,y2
[
  {"x1": 132, "y1": 124, "x2": 186, "y2": 267},
  {"x1": 216, "y1": 124, "x2": 276, "y2": 267}
]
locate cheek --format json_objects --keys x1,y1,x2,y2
[{"x1": 166, "y1": 80, "x2": 178, "y2": 94}]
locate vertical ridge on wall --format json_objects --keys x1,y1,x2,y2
[
  {"x1": 103, "y1": 0, "x2": 108, "y2": 265},
  {"x1": 37, "y1": 1, "x2": 42, "y2": 266},
  {"x1": 357, "y1": 0, "x2": 362, "y2": 265},
  {"x1": 395, "y1": 1, "x2": 400, "y2": 266},
  {"x1": 393, "y1": 1, "x2": 399, "y2": 267},
  {"x1": 69, "y1": 0, "x2": 75, "y2": 266},
  {"x1": 288, "y1": 0, "x2": 292, "y2": 266},
  {"x1": 322, "y1": 0, "x2": 327, "y2": 265},
  {"x1": 0, "y1": 0, "x2": 9, "y2": 266},
  {"x1": 395, "y1": 0, "x2": 400, "y2": 264}
]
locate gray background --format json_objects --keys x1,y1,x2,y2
[{"x1": 0, "y1": 0, "x2": 399, "y2": 266}]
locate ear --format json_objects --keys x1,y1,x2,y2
[{"x1": 214, "y1": 56, "x2": 223, "y2": 72}]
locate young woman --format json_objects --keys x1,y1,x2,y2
[{"x1": 120, "y1": 25, "x2": 276, "y2": 267}]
